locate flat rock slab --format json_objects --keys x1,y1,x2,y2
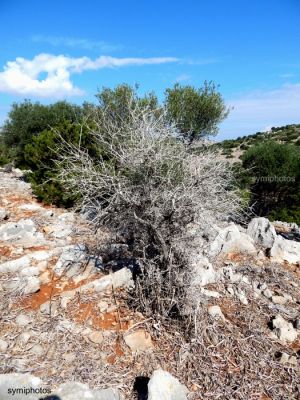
[{"x1": 124, "y1": 329, "x2": 153, "y2": 352}]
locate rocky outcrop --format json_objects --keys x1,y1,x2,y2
[
  {"x1": 1, "y1": 170, "x2": 299, "y2": 398},
  {"x1": 270, "y1": 235, "x2": 300, "y2": 264},
  {"x1": 209, "y1": 224, "x2": 257, "y2": 257},
  {"x1": 0, "y1": 219, "x2": 46, "y2": 247},
  {"x1": 247, "y1": 217, "x2": 277, "y2": 249}
]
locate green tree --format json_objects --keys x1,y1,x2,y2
[
  {"x1": 2, "y1": 100, "x2": 84, "y2": 167},
  {"x1": 242, "y1": 141, "x2": 300, "y2": 224},
  {"x1": 96, "y1": 84, "x2": 158, "y2": 127},
  {"x1": 164, "y1": 81, "x2": 229, "y2": 143}
]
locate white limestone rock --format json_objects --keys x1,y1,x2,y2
[
  {"x1": 209, "y1": 224, "x2": 256, "y2": 257},
  {"x1": 15, "y1": 314, "x2": 31, "y2": 327},
  {"x1": 23, "y1": 277, "x2": 40, "y2": 295},
  {"x1": 270, "y1": 235, "x2": 300, "y2": 264},
  {"x1": 247, "y1": 217, "x2": 277, "y2": 249},
  {"x1": 148, "y1": 369, "x2": 188, "y2": 400},
  {"x1": 208, "y1": 305, "x2": 225, "y2": 321},
  {"x1": 271, "y1": 315, "x2": 299, "y2": 343}
]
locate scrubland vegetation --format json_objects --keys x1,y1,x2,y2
[
  {"x1": 0, "y1": 82, "x2": 299, "y2": 225},
  {"x1": 1, "y1": 83, "x2": 300, "y2": 399}
]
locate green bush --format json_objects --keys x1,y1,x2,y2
[
  {"x1": 24, "y1": 119, "x2": 96, "y2": 206},
  {"x1": 1, "y1": 100, "x2": 85, "y2": 168},
  {"x1": 242, "y1": 141, "x2": 300, "y2": 223}
]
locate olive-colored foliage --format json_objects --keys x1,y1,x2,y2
[
  {"x1": 96, "y1": 83, "x2": 159, "y2": 127},
  {"x1": 1, "y1": 100, "x2": 85, "y2": 167},
  {"x1": 0, "y1": 138, "x2": 13, "y2": 166},
  {"x1": 165, "y1": 81, "x2": 229, "y2": 143},
  {"x1": 242, "y1": 141, "x2": 300, "y2": 224},
  {"x1": 24, "y1": 120, "x2": 95, "y2": 206}
]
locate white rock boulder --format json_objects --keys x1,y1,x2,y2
[
  {"x1": 271, "y1": 315, "x2": 299, "y2": 343},
  {"x1": 270, "y1": 235, "x2": 300, "y2": 264},
  {"x1": 247, "y1": 217, "x2": 277, "y2": 249},
  {"x1": 148, "y1": 369, "x2": 188, "y2": 400},
  {"x1": 209, "y1": 224, "x2": 256, "y2": 257}
]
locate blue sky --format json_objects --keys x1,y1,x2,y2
[{"x1": 0, "y1": 0, "x2": 300, "y2": 140}]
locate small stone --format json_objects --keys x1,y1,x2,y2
[
  {"x1": 16, "y1": 314, "x2": 31, "y2": 327},
  {"x1": 277, "y1": 352, "x2": 297, "y2": 366},
  {"x1": 98, "y1": 300, "x2": 109, "y2": 312},
  {"x1": 106, "y1": 304, "x2": 118, "y2": 313},
  {"x1": 40, "y1": 301, "x2": 58, "y2": 316},
  {"x1": 42, "y1": 225, "x2": 53, "y2": 234},
  {"x1": 30, "y1": 344, "x2": 44, "y2": 356},
  {"x1": 200, "y1": 289, "x2": 221, "y2": 298},
  {"x1": 63, "y1": 352, "x2": 76, "y2": 363},
  {"x1": 39, "y1": 270, "x2": 50, "y2": 284},
  {"x1": 37, "y1": 261, "x2": 48, "y2": 271},
  {"x1": 0, "y1": 208, "x2": 8, "y2": 220},
  {"x1": 20, "y1": 266, "x2": 40, "y2": 276},
  {"x1": 283, "y1": 293, "x2": 293, "y2": 302},
  {"x1": 288, "y1": 356, "x2": 297, "y2": 366},
  {"x1": 272, "y1": 295, "x2": 287, "y2": 305},
  {"x1": 88, "y1": 331, "x2": 104, "y2": 345},
  {"x1": 2, "y1": 280, "x2": 20, "y2": 291},
  {"x1": 208, "y1": 305, "x2": 225, "y2": 321},
  {"x1": 226, "y1": 286, "x2": 235, "y2": 296},
  {"x1": 60, "y1": 290, "x2": 76, "y2": 309},
  {"x1": 271, "y1": 315, "x2": 298, "y2": 343},
  {"x1": 278, "y1": 352, "x2": 290, "y2": 364},
  {"x1": 124, "y1": 330, "x2": 153, "y2": 352},
  {"x1": 257, "y1": 282, "x2": 267, "y2": 291},
  {"x1": 0, "y1": 338, "x2": 8, "y2": 351},
  {"x1": 242, "y1": 276, "x2": 251, "y2": 285},
  {"x1": 18, "y1": 331, "x2": 32, "y2": 345},
  {"x1": 23, "y1": 276, "x2": 40, "y2": 294},
  {"x1": 236, "y1": 290, "x2": 248, "y2": 305},
  {"x1": 263, "y1": 288, "x2": 273, "y2": 299}
]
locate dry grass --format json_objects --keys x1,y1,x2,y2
[{"x1": 1, "y1": 255, "x2": 299, "y2": 399}]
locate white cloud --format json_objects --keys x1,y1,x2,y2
[
  {"x1": 0, "y1": 53, "x2": 178, "y2": 97},
  {"x1": 32, "y1": 35, "x2": 120, "y2": 52},
  {"x1": 279, "y1": 73, "x2": 295, "y2": 79},
  {"x1": 183, "y1": 58, "x2": 220, "y2": 65},
  {"x1": 219, "y1": 83, "x2": 300, "y2": 140},
  {"x1": 175, "y1": 73, "x2": 191, "y2": 83}
]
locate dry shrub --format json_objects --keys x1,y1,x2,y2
[{"x1": 56, "y1": 100, "x2": 241, "y2": 333}]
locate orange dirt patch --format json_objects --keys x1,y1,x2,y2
[
  {"x1": 106, "y1": 339, "x2": 125, "y2": 364},
  {"x1": 17, "y1": 273, "x2": 99, "y2": 310},
  {"x1": 0, "y1": 245, "x2": 13, "y2": 258},
  {"x1": 225, "y1": 252, "x2": 250, "y2": 263},
  {"x1": 25, "y1": 245, "x2": 51, "y2": 252},
  {"x1": 216, "y1": 298, "x2": 239, "y2": 323},
  {"x1": 69, "y1": 301, "x2": 130, "y2": 331},
  {"x1": 289, "y1": 338, "x2": 300, "y2": 353},
  {"x1": 281, "y1": 262, "x2": 300, "y2": 279}
]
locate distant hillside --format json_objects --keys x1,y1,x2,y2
[{"x1": 215, "y1": 123, "x2": 300, "y2": 162}]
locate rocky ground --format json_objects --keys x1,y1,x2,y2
[{"x1": 0, "y1": 170, "x2": 299, "y2": 399}]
